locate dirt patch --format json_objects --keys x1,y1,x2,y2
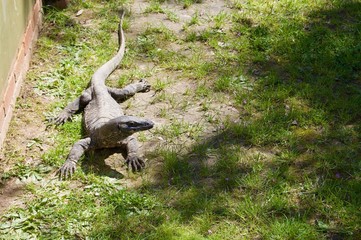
[
  {"x1": 0, "y1": 179, "x2": 26, "y2": 215},
  {"x1": 0, "y1": 80, "x2": 52, "y2": 214}
]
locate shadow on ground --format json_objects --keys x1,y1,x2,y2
[
  {"x1": 90, "y1": 2, "x2": 361, "y2": 239},
  {"x1": 81, "y1": 148, "x2": 127, "y2": 179}
]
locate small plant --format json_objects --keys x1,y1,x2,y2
[
  {"x1": 200, "y1": 100, "x2": 210, "y2": 111},
  {"x1": 195, "y1": 82, "x2": 211, "y2": 97},
  {"x1": 182, "y1": 0, "x2": 203, "y2": 9},
  {"x1": 151, "y1": 91, "x2": 167, "y2": 104},
  {"x1": 136, "y1": 35, "x2": 157, "y2": 54},
  {"x1": 144, "y1": 1, "x2": 165, "y2": 14},
  {"x1": 165, "y1": 10, "x2": 180, "y2": 22},
  {"x1": 230, "y1": 0, "x2": 243, "y2": 10},
  {"x1": 153, "y1": 79, "x2": 168, "y2": 92},
  {"x1": 188, "y1": 11, "x2": 200, "y2": 26},
  {"x1": 185, "y1": 31, "x2": 198, "y2": 42},
  {"x1": 158, "y1": 107, "x2": 168, "y2": 118},
  {"x1": 144, "y1": 25, "x2": 176, "y2": 42},
  {"x1": 137, "y1": 132, "x2": 148, "y2": 142},
  {"x1": 213, "y1": 11, "x2": 229, "y2": 29}
]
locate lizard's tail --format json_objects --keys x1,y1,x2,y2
[{"x1": 91, "y1": 9, "x2": 126, "y2": 94}]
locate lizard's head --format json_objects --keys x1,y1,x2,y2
[
  {"x1": 96, "y1": 116, "x2": 154, "y2": 142},
  {"x1": 115, "y1": 115, "x2": 154, "y2": 133}
]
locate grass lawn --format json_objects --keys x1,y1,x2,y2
[{"x1": 0, "y1": 0, "x2": 360, "y2": 239}]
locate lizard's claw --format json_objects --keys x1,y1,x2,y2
[
  {"x1": 57, "y1": 161, "x2": 76, "y2": 180},
  {"x1": 53, "y1": 111, "x2": 72, "y2": 125},
  {"x1": 139, "y1": 79, "x2": 151, "y2": 92},
  {"x1": 126, "y1": 156, "x2": 145, "y2": 172}
]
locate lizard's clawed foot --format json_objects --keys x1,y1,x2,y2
[
  {"x1": 126, "y1": 155, "x2": 145, "y2": 172},
  {"x1": 139, "y1": 79, "x2": 151, "y2": 92},
  {"x1": 53, "y1": 111, "x2": 72, "y2": 125},
  {"x1": 57, "y1": 161, "x2": 76, "y2": 180}
]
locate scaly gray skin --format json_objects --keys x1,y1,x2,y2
[{"x1": 55, "y1": 10, "x2": 154, "y2": 180}]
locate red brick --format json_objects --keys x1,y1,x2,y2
[
  {"x1": 0, "y1": 105, "x2": 5, "y2": 131},
  {"x1": 14, "y1": 50, "x2": 25, "y2": 82},
  {"x1": 33, "y1": 1, "x2": 42, "y2": 30},
  {"x1": 33, "y1": 1, "x2": 41, "y2": 25},
  {"x1": 3, "y1": 77, "x2": 16, "y2": 115},
  {"x1": 23, "y1": 21, "x2": 34, "y2": 54}
]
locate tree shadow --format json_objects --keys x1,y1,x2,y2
[{"x1": 256, "y1": 2, "x2": 361, "y2": 124}]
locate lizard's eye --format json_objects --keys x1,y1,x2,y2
[{"x1": 128, "y1": 121, "x2": 136, "y2": 127}]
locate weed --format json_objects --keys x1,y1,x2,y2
[
  {"x1": 213, "y1": 11, "x2": 229, "y2": 29},
  {"x1": 153, "y1": 78, "x2": 168, "y2": 92},
  {"x1": 151, "y1": 91, "x2": 168, "y2": 104},
  {"x1": 157, "y1": 107, "x2": 168, "y2": 118},
  {"x1": 203, "y1": 102, "x2": 214, "y2": 113},
  {"x1": 165, "y1": 10, "x2": 180, "y2": 22},
  {"x1": 195, "y1": 82, "x2": 211, "y2": 98},
  {"x1": 188, "y1": 11, "x2": 200, "y2": 26},
  {"x1": 144, "y1": 1, "x2": 165, "y2": 14},
  {"x1": 181, "y1": 0, "x2": 203, "y2": 9},
  {"x1": 184, "y1": 31, "x2": 198, "y2": 42}
]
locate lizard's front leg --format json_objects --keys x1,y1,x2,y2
[
  {"x1": 57, "y1": 137, "x2": 91, "y2": 180},
  {"x1": 124, "y1": 136, "x2": 145, "y2": 171},
  {"x1": 108, "y1": 79, "x2": 151, "y2": 102},
  {"x1": 54, "y1": 88, "x2": 92, "y2": 125}
]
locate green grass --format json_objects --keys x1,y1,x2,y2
[
  {"x1": 1, "y1": 0, "x2": 361, "y2": 239},
  {"x1": 144, "y1": 1, "x2": 166, "y2": 14},
  {"x1": 165, "y1": 10, "x2": 180, "y2": 22}
]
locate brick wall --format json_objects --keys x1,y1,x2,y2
[{"x1": 0, "y1": 0, "x2": 42, "y2": 148}]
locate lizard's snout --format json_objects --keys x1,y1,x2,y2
[
  {"x1": 143, "y1": 119, "x2": 154, "y2": 130},
  {"x1": 147, "y1": 119, "x2": 154, "y2": 127}
]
